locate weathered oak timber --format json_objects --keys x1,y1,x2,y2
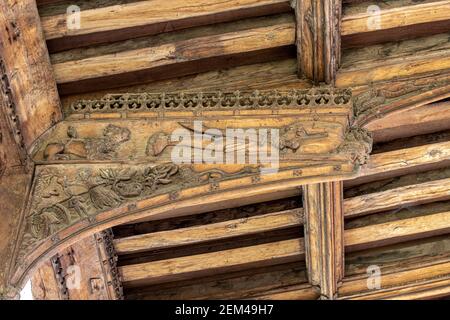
[
  {"x1": 337, "y1": 33, "x2": 450, "y2": 87},
  {"x1": 33, "y1": 230, "x2": 123, "y2": 300},
  {"x1": 52, "y1": 16, "x2": 296, "y2": 94},
  {"x1": 366, "y1": 101, "x2": 450, "y2": 143},
  {"x1": 0, "y1": 168, "x2": 33, "y2": 299},
  {"x1": 342, "y1": 1, "x2": 450, "y2": 47},
  {"x1": 41, "y1": 0, "x2": 292, "y2": 52},
  {"x1": 294, "y1": 0, "x2": 341, "y2": 83},
  {"x1": 0, "y1": 0, "x2": 62, "y2": 150},
  {"x1": 347, "y1": 141, "x2": 450, "y2": 187},
  {"x1": 302, "y1": 182, "x2": 344, "y2": 299},
  {"x1": 124, "y1": 262, "x2": 312, "y2": 300},
  {"x1": 344, "y1": 177, "x2": 450, "y2": 217},
  {"x1": 114, "y1": 209, "x2": 303, "y2": 254},
  {"x1": 339, "y1": 259, "x2": 450, "y2": 299},
  {"x1": 120, "y1": 238, "x2": 305, "y2": 287}
]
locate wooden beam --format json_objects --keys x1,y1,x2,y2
[
  {"x1": 342, "y1": 1, "x2": 450, "y2": 47},
  {"x1": 52, "y1": 18, "x2": 296, "y2": 94},
  {"x1": 120, "y1": 238, "x2": 305, "y2": 287},
  {"x1": 339, "y1": 260, "x2": 450, "y2": 299},
  {"x1": 0, "y1": 0, "x2": 62, "y2": 149},
  {"x1": 346, "y1": 141, "x2": 450, "y2": 187},
  {"x1": 337, "y1": 33, "x2": 450, "y2": 87},
  {"x1": 114, "y1": 209, "x2": 303, "y2": 254},
  {"x1": 41, "y1": 0, "x2": 292, "y2": 52},
  {"x1": 367, "y1": 101, "x2": 450, "y2": 143},
  {"x1": 125, "y1": 262, "x2": 312, "y2": 300},
  {"x1": 302, "y1": 182, "x2": 344, "y2": 299},
  {"x1": 345, "y1": 177, "x2": 450, "y2": 218},
  {"x1": 294, "y1": 0, "x2": 341, "y2": 83},
  {"x1": 345, "y1": 210, "x2": 450, "y2": 252}
]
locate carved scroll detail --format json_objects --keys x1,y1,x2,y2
[{"x1": 70, "y1": 89, "x2": 352, "y2": 114}]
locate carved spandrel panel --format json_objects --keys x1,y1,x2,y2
[{"x1": 9, "y1": 88, "x2": 375, "y2": 292}]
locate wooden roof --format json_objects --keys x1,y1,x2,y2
[{"x1": 1, "y1": 0, "x2": 450, "y2": 300}]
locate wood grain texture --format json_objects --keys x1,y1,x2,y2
[
  {"x1": 338, "y1": 33, "x2": 450, "y2": 87},
  {"x1": 295, "y1": 0, "x2": 341, "y2": 83},
  {"x1": 114, "y1": 209, "x2": 303, "y2": 254},
  {"x1": 302, "y1": 182, "x2": 344, "y2": 299},
  {"x1": 367, "y1": 101, "x2": 450, "y2": 143},
  {"x1": 41, "y1": 0, "x2": 292, "y2": 51},
  {"x1": 342, "y1": 1, "x2": 450, "y2": 35},
  {"x1": 347, "y1": 141, "x2": 450, "y2": 187},
  {"x1": 345, "y1": 177, "x2": 450, "y2": 218},
  {"x1": 345, "y1": 210, "x2": 450, "y2": 252},
  {"x1": 0, "y1": 0, "x2": 62, "y2": 149},
  {"x1": 339, "y1": 259, "x2": 450, "y2": 299},
  {"x1": 120, "y1": 238, "x2": 305, "y2": 286},
  {"x1": 52, "y1": 21, "x2": 295, "y2": 84}
]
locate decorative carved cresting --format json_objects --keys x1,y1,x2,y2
[{"x1": 69, "y1": 89, "x2": 352, "y2": 114}]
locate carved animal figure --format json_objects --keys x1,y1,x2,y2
[
  {"x1": 44, "y1": 124, "x2": 131, "y2": 160},
  {"x1": 277, "y1": 124, "x2": 328, "y2": 153}
]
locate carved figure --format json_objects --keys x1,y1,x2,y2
[
  {"x1": 44, "y1": 124, "x2": 131, "y2": 160},
  {"x1": 277, "y1": 123, "x2": 328, "y2": 153}
]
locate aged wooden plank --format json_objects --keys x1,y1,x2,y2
[
  {"x1": 303, "y1": 182, "x2": 344, "y2": 299},
  {"x1": 114, "y1": 209, "x2": 303, "y2": 254},
  {"x1": 119, "y1": 238, "x2": 305, "y2": 286},
  {"x1": 346, "y1": 141, "x2": 450, "y2": 187},
  {"x1": 342, "y1": 1, "x2": 450, "y2": 35},
  {"x1": 367, "y1": 101, "x2": 450, "y2": 143},
  {"x1": 294, "y1": 0, "x2": 341, "y2": 83},
  {"x1": 53, "y1": 18, "x2": 296, "y2": 94},
  {"x1": 41, "y1": 0, "x2": 292, "y2": 51},
  {"x1": 125, "y1": 263, "x2": 311, "y2": 300},
  {"x1": 345, "y1": 210, "x2": 450, "y2": 252},
  {"x1": 0, "y1": 0, "x2": 62, "y2": 149},
  {"x1": 345, "y1": 177, "x2": 450, "y2": 217},
  {"x1": 337, "y1": 33, "x2": 450, "y2": 87},
  {"x1": 339, "y1": 260, "x2": 450, "y2": 299}
]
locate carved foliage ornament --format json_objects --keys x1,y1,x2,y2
[
  {"x1": 70, "y1": 89, "x2": 352, "y2": 114},
  {"x1": 20, "y1": 164, "x2": 260, "y2": 257}
]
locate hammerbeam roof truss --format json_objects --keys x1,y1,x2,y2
[{"x1": 1, "y1": 0, "x2": 450, "y2": 300}]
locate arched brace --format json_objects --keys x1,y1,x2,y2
[
  {"x1": 9, "y1": 161, "x2": 362, "y2": 290},
  {"x1": 353, "y1": 73, "x2": 450, "y2": 128}
]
